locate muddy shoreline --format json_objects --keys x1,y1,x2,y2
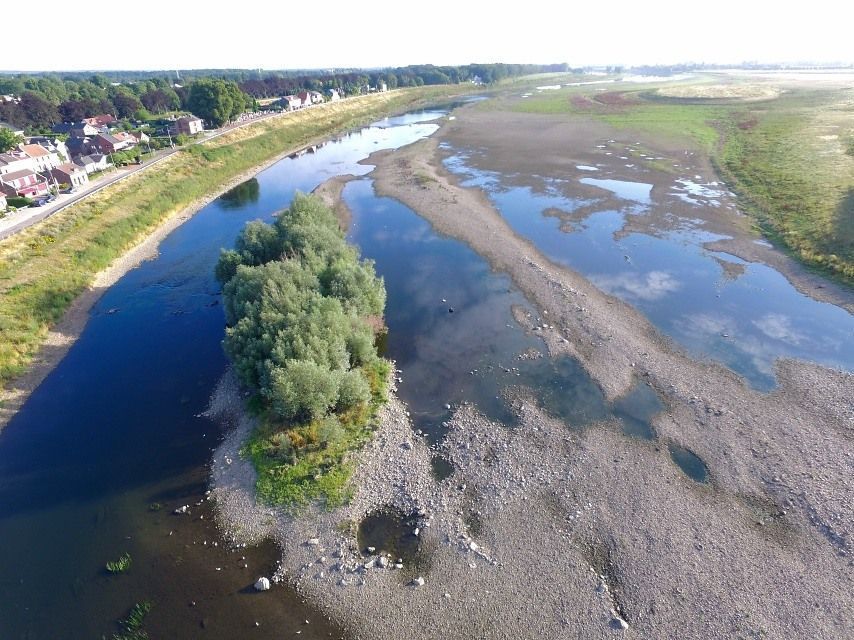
[{"x1": 211, "y1": 109, "x2": 852, "y2": 639}]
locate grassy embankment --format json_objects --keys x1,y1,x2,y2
[
  {"x1": 512, "y1": 80, "x2": 854, "y2": 283},
  {"x1": 0, "y1": 85, "x2": 473, "y2": 394}
]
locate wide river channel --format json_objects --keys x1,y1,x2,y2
[{"x1": 1, "y1": 100, "x2": 852, "y2": 638}]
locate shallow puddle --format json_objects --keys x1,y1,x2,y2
[
  {"x1": 357, "y1": 509, "x2": 421, "y2": 564},
  {"x1": 668, "y1": 444, "x2": 710, "y2": 483},
  {"x1": 580, "y1": 176, "x2": 653, "y2": 203}
]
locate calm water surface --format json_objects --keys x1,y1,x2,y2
[
  {"x1": 442, "y1": 148, "x2": 854, "y2": 389},
  {"x1": 0, "y1": 109, "x2": 445, "y2": 639}
]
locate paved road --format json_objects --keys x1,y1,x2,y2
[{"x1": 0, "y1": 109, "x2": 284, "y2": 242}]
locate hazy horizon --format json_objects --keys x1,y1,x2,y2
[{"x1": 4, "y1": 0, "x2": 852, "y2": 73}]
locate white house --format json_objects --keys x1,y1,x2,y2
[
  {"x1": 73, "y1": 154, "x2": 111, "y2": 175},
  {"x1": 20, "y1": 144, "x2": 62, "y2": 172},
  {"x1": 26, "y1": 136, "x2": 69, "y2": 163},
  {"x1": 51, "y1": 162, "x2": 90, "y2": 189},
  {"x1": 281, "y1": 95, "x2": 302, "y2": 110},
  {"x1": 0, "y1": 151, "x2": 35, "y2": 175}
]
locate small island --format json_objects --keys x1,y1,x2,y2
[{"x1": 215, "y1": 193, "x2": 389, "y2": 506}]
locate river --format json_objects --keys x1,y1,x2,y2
[{"x1": 2, "y1": 98, "x2": 850, "y2": 638}]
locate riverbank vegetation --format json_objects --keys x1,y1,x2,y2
[
  {"x1": 114, "y1": 600, "x2": 151, "y2": 640},
  {"x1": 105, "y1": 552, "x2": 132, "y2": 574},
  {"x1": 0, "y1": 86, "x2": 469, "y2": 398},
  {"x1": 216, "y1": 194, "x2": 389, "y2": 507},
  {"x1": 511, "y1": 78, "x2": 854, "y2": 283}
]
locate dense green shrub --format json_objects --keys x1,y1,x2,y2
[
  {"x1": 6, "y1": 196, "x2": 32, "y2": 208},
  {"x1": 217, "y1": 193, "x2": 389, "y2": 506}
]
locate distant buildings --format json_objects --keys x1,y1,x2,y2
[
  {"x1": 50, "y1": 162, "x2": 89, "y2": 190},
  {"x1": 172, "y1": 115, "x2": 204, "y2": 136},
  {"x1": 0, "y1": 168, "x2": 49, "y2": 198}
]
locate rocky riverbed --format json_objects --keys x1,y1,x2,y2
[{"x1": 210, "y1": 105, "x2": 853, "y2": 639}]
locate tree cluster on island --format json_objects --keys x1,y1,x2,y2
[{"x1": 215, "y1": 193, "x2": 390, "y2": 506}]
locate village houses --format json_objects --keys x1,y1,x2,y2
[
  {"x1": 50, "y1": 162, "x2": 89, "y2": 190},
  {"x1": 172, "y1": 115, "x2": 204, "y2": 136}
]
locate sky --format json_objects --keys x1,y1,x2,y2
[{"x1": 5, "y1": 1, "x2": 853, "y2": 71}]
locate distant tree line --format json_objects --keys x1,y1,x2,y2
[
  {"x1": 0, "y1": 62, "x2": 570, "y2": 132},
  {"x1": 0, "y1": 74, "x2": 251, "y2": 132},
  {"x1": 216, "y1": 193, "x2": 387, "y2": 432}
]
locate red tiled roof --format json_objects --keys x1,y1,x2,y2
[{"x1": 21, "y1": 144, "x2": 50, "y2": 158}]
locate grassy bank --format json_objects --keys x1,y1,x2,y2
[
  {"x1": 717, "y1": 90, "x2": 854, "y2": 281},
  {"x1": 512, "y1": 80, "x2": 854, "y2": 282},
  {"x1": 0, "y1": 85, "x2": 471, "y2": 392}
]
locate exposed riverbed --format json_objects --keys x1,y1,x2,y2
[
  {"x1": 2, "y1": 97, "x2": 852, "y2": 640},
  {"x1": 213, "y1": 101, "x2": 852, "y2": 640}
]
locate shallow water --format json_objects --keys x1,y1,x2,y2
[
  {"x1": 668, "y1": 444, "x2": 710, "y2": 483},
  {"x1": 344, "y1": 180, "x2": 661, "y2": 445},
  {"x1": 442, "y1": 149, "x2": 854, "y2": 389},
  {"x1": 0, "y1": 108, "x2": 447, "y2": 639},
  {"x1": 357, "y1": 509, "x2": 421, "y2": 564}
]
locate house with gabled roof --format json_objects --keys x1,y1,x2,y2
[
  {"x1": 51, "y1": 162, "x2": 89, "y2": 189},
  {"x1": 83, "y1": 114, "x2": 117, "y2": 127},
  {"x1": 73, "y1": 153, "x2": 111, "y2": 175},
  {"x1": 19, "y1": 144, "x2": 62, "y2": 172},
  {"x1": 281, "y1": 95, "x2": 302, "y2": 110},
  {"x1": 0, "y1": 168, "x2": 49, "y2": 198},
  {"x1": 26, "y1": 136, "x2": 69, "y2": 162},
  {"x1": 172, "y1": 115, "x2": 204, "y2": 136},
  {"x1": 0, "y1": 151, "x2": 35, "y2": 175},
  {"x1": 112, "y1": 131, "x2": 138, "y2": 148},
  {"x1": 93, "y1": 132, "x2": 129, "y2": 154}
]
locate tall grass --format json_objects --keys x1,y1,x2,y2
[
  {"x1": 0, "y1": 86, "x2": 472, "y2": 392},
  {"x1": 717, "y1": 91, "x2": 854, "y2": 281},
  {"x1": 515, "y1": 83, "x2": 854, "y2": 283}
]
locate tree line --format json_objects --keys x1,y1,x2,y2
[
  {"x1": 0, "y1": 62, "x2": 568, "y2": 132},
  {"x1": 0, "y1": 75, "x2": 251, "y2": 132}
]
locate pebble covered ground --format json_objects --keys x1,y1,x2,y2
[{"x1": 209, "y1": 109, "x2": 853, "y2": 639}]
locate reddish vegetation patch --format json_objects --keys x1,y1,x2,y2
[
  {"x1": 737, "y1": 117, "x2": 759, "y2": 131},
  {"x1": 571, "y1": 95, "x2": 596, "y2": 109},
  {"x1": 593, "y1": 91, "x2": 638, "y2": 106}
]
